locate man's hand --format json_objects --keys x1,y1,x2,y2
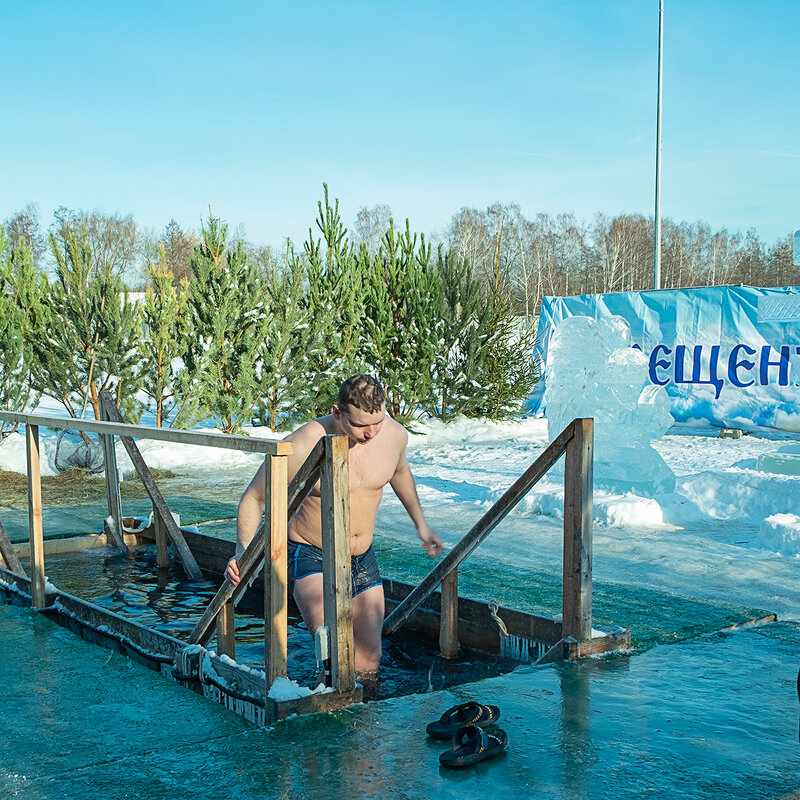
[
  {"x1": 224, "y1": 556, "x2": 241, "y2": 585},
  {"x1": 418, "y1": 524, "x2": 444, "y2": 557}
]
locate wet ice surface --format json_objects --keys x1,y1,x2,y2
[{"x1": 4, "y1": 599, "x2": 800, "y2": 800}]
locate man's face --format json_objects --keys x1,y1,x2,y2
[{"x1": 332, "y1": 403, "x2": 386, "y2": 444}]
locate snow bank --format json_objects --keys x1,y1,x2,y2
[
  {"x1": 488, "y1": 479, "x2": 665, "y2": 528},
  {"x1": 0, "y1": 431, "x2": 58, "y2": 477},
  {"x1": 673, "y1": 470, "x2": 800, "y2": 522}
]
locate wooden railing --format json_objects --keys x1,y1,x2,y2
[
  {"x1": 382, "y1": 418, "x2": 594, "y2": 645},
  {"x1": 187, "y1": 434, "x2": 358, "y2": 693},
  {"x1": 0, "y1": 406, "x2": 594, "y2": 704},
  {"x1": 0, "y1": 406, "x2": 296, "y2": 668}
]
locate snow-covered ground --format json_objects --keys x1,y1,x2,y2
[{"x1": 2, "y1": 395, "x2": 800, "y2": 624}]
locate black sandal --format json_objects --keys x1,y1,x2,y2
[
  {"x1": 439, "y1": 724, "x2": 508, "y2": 768},
  {"x1": 425, "y1": 701, "x2": 501, "y2": 739}
]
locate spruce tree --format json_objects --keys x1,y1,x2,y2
[
  {"x1": 0, "y1": 230, "x2": 41, "y2": 437},
  {"x1": 138, "y1": 248, "x2": 191, "y2": 427},
  {"x1": 29, "y1": 225, "x2": 144, "y2": 421},
  {"x1": 426, "y1": 248, "x2": 486, "y2": 422},
  {"x1": 359, "y1": 220, "x2": 441, "y2": 423},
  {"x1": 179, "y1": 213, "x2": 269, "y2": 433}
]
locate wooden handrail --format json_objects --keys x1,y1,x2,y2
[
  {"x1": 187, "y1": 437, "x2": 325, "y2": 646},
  {"x1": 0, "y1": 410, "x2": 293, "y2": 456},
  {"x1": 320, "y1": 435, "x2": 355, "y2": 692},
  {"x1": 382, "y1": 418, "x2": 584, "y2": 637},
  {"x1": 25, "y1": 424, "x2": 46, "y2": 608}
]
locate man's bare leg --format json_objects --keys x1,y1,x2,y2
[
  {"x1": 291, "y1": 573, "x2": 326, "y2": 684},
  {"x1": 351, "y1": 584, "x2": 385, "y2": 674},
  {"x1": 292, "y1": 574, "x2": 385, "y2": 677},
  {"x1": 292, "y1": 572, "x2": 326, "y2": 637}
]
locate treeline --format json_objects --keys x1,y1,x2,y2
[
  {"x1": 443, "y1": 204, "x2": 795, "y2": 317},
  {"x1": 4, "y1": 199, "x2": 793, "y2": 317},
  {"x1": 0, "y1": 188, "x2": 536, "y2": 436}
]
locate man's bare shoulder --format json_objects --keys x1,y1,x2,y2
[
  {"x1": 382, "y1": 415, "x2": 409, "y2": 449},
  {"x1": 285, "y1": 418, "x2": 328, "y2": 457}
]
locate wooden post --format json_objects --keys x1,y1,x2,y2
[
  {"x1": 153, "y1": 506, "x2": 169, "y2": 568},
  {"x1": 25, "y1": 424, "x2": 46, "y2": 608},
  {"x1": 264, "y1": 454, "x2": 288, "y2": 688},
  {"x1": 216, "y1": 598, "x2": 236, "y2": 659},
  {"x1": 439, "y1": 567, "x2": 459, "y2": 659},
  {"x1": 100, "y1": 406, "x2": 123, "y2": 540},
  {"x1": 320, "y1": 435, "x2": 355, "y2": 693},
  {"x1": 562, "y1": 418, "x2": 593, "y2": 643}
]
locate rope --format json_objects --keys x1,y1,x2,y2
[{"x1": 488, "y1": 600, "x2": 509, "y2": 638}]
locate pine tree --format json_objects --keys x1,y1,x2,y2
[
  {"x1": 0, "y1": 230, "x2": 41, "y2": 437},
  {"x1": 296, "y1": 185, "x2": 368, "y2": 418},
  {"x1": 29, "y1": 225, "x2": 144, "y2": 420},
  {"x1": 426, "y1": 248, "x2": 486, "y2": 422},
  {"x1": 359, "y1": 220, "x2": 441, "y2": 423},
  {"x1": 425, "y1": 248, "x2": 539, "y2": 421},
  {"x1": 138, "y1": 248, "x2": 191, "y2": 427},
  {"x1": 254, "y1": 243, "x2": 323, "y2": 431},
  {"x1": 179, "y1": 213, "x2": 269, "y2": 433},
  {"x1": 477, "y1": 240, "x2": 540, "y2": 419}
]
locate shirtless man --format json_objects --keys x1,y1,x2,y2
[{"x1": 224, "y1": 374, "x2": 443, "y2": 676}]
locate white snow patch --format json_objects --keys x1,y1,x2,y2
[{"x1": 267, "y1": 677, "x2": 334, "y2": 701}]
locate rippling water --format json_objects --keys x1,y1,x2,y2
[{"x1": 42, "y1": 545, "x2": 522, "y2": 700}]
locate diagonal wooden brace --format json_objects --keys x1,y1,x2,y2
[
  {"x1": 99, "y1": 392, "x2": 202, "y2": 580},
  {"x1": 188, "y1": 437, "x2": 324, "y2": 647},
  {"x1": 382, "y1": 420, "x2": 581, "y2": 636},
  {"x1": 0, "y1": 518, "x2": 26, "y2": 577}
]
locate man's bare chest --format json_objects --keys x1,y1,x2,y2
[
  {"x1": 310, "y1": 440, "x2": 397, "y2": 496},
  {"x1": 348, "y1": 447, "x2": 397, "y2": 492}
]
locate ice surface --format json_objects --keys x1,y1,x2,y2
[
  {"x1": 757, "y1": 513, "x2": 800, "y2": 556},
  {"x1": 543, "y1": 315, "x2": 676, "y2": 494},
  {"x1": 757, "y1": 452, "x2": 800, "y2": 476},
  {"x1": 267, "y1": 677, "x2": 333, "y2": 701}
]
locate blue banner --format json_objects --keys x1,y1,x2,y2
[{"x1": 530, "y1": 285, "x2": 800, "y2": 432}]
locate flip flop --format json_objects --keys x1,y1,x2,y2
[
  {"x1": 425, "y1": 701, "x2": 501, "y2": 739},
  {"x1": 439, "y1": 724, "x2": 508, "y2": 768}
]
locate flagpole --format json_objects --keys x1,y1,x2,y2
[{"x1": 654, "y1": 0, "x2": 664, "y2": 290}]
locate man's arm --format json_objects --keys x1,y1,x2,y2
[
  {"x1": 224, "y1": 461, "x2": 267, "y2": 585},
  {"x1": 224, "y1": 420, "x2": 326, "y2": 585},
  {"x1": 390, "y1": 449, "x2": 444, "y2": 557}
]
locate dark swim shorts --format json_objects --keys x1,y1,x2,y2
[{"x1": 287, "y1": 539, "x2": 382, "y2": 598}]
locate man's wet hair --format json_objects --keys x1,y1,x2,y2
[{"x1": 337, "y1": 374, "x2": 386, "y2": 413}]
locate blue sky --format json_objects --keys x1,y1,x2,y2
[{"x1": 2, "y1": 1, "x2": 798, "y2": 247}]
